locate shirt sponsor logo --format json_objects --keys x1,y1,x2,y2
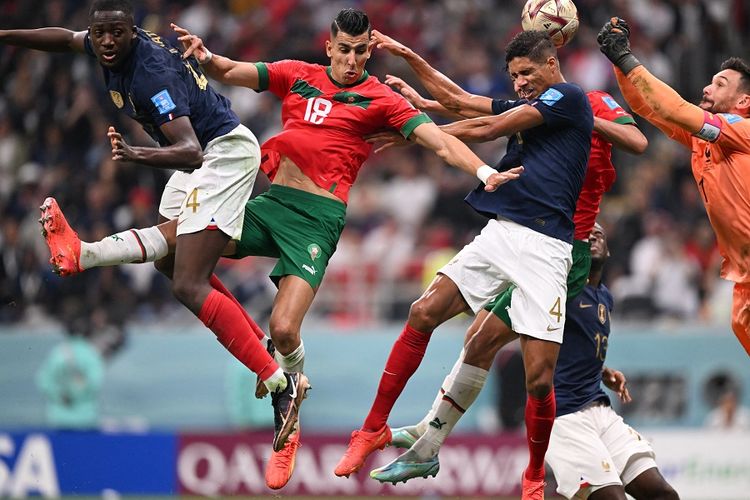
[
  {"x1": 538, "y1": 87, "x2": 563, "y2": 106},
  {"x1": 151, "y1": 89, "x2": 177, "y2": 115}
]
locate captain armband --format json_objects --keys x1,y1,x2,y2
[{"x1": 694, "y1": 111, "x2": 723, "y2": 142}]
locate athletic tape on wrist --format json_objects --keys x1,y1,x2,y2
[{"x1": 476, "y1": 165, "x2": 498, "y2": 184}]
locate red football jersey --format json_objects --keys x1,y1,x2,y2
[
  {"x1": 255, "y1": 60, "x2": 431, "y2": 204},
  {"x1": 573, "y1": 90, "x2": 636, "y2": 240}
]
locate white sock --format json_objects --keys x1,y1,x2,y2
[
  {"x1": 80, "y1": 226, "x2": 168, "y2": 269},
  {"x1": 275, "y1": 341, "x2": 305, "y2": 373},
  {"x1": 263, "y1": 368, "x2": 287, "y2": 393},
  {"x1": 416, "y1": 348, "x2": 466, "y2": 436},
  {"x1": 412, "y1": 362, "x2": 488, "y2": 460}
]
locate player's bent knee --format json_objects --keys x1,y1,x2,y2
[
  {"x1": 407, "y1": 298, "x2": 442, "y2": 331},
  {"x1": 269, "y1": 321, "x2": 300, "y2": 354}
]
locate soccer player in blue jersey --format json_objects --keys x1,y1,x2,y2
[
  {"x1": 389, "y1": 224, "x2": 680, "y2": 500},
  {"x1": 337, "y1": 31, "x2": 593, "y2": 494},
  {"x1": 543, "y1": 224, "x2": 679, "y2": 500},
  {"x1": 0, "y1": 0, "x2": 309, "y2": 452}
]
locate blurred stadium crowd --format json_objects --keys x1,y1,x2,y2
[{"x1": 0, "y1": 0, "x2": 748, "y2": 334}]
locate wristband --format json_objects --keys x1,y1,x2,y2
[
  {"x1": 199, "y1": 48, "x2": 213, "y2": 65},
  {"x1": 476, "y1": 165, "x2": 498, "y2": 184},
  {"x1": 615, "y1": 53, "x2": 641, "y2": 75}
]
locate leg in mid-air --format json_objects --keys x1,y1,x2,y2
[
  {"x1": 371, "y1": 309, "x2": 516, "y2": 484},
  {"x1": 334, "y1": 273, "x2": 471, "y2": 477},
  {"x1": 262, "y1": 275, "x2": 316, "y2": 490}
]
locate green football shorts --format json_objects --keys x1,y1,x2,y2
[
  {"x1": 487, "y1": 238, "x2": 592, "y2": 329},
  {"x1": 231, "y1": 184, "x2": 346, "y2": 289}
]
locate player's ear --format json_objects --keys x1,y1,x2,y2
[
  {"x1": 325, "y1": 39, "x2": 332, "y2": 58},
  {"x1": 131, "y1": 25, "x2": 137, "y2": 40},
  {"x1": 737, "y1": 93, "x2": 750, "y2": 115}
]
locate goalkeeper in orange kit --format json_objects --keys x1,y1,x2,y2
[{"x1": 598, "y1": 18, "x2": 750, "y2": 355}]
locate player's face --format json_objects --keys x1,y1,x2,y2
[
  {"x1": 325, "y1": 30, "x2": 372, "y2": 85},
  {"x1": 700, "y1": 69, "x2": 749, "y2": 114},
  {"x1": 508, "y1": 56, "x2": 557, "y2": 100},
  {"x1": 89, "y1": 11, "x2": 137, "y2": 69},
  {"x1": 589, "y1": 224, "x2": 609, "y2": 263}
]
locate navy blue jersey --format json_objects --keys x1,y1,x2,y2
[
  {"x1": 466, "y1": 82, "x2": 592, "y2": 243},
  {"x1": 554, "y1": 283, "x2": 614, "y2": 417},
  {"x1": 84, "y1": 28, "x2": 239, "y2": 149}
]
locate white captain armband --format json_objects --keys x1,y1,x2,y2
[
  {"x1": 694, "y1": 111, "x2": 723, "y2": 142},
  {"x1": 476, "y1": 165, "x2": 498, "y2": 184}
]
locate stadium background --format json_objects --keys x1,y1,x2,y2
[{"x1": 0, "y1": 0, "x2": 749, "y2": 498}]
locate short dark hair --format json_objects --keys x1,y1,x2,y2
[
  {"x1": 331, "y1": 9, "x2": 370, "y2": 37},
  {"x1": 720, "y1": 57, "x2": 750, "y2": 94},
  {"x1": 505, "y1": 30, "x2": 556, "y2": 66},
  {"x1": 89, "y1": 0, "x2": 134, "y2": 21}
]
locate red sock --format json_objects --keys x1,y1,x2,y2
[
  {"x1": 524, "y1": 388, "x2": 556, "y2": 482},
  {"x1": 209, "y1": 274, "x2": 266, "y2": 341},
  {"x1": 362, "y1": 324, "x2": 432, "y2": 432},
  {"x1": 198, "y1": 290, "x2": 278, "y2": 380}
]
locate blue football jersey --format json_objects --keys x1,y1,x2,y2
[
  {"x1": 84, "y1": 28, "x2": 239, "y2": 150},
  {"x1": 467, "y1": 82, "x2": 592, "y2": 243},
  {"x1": 554, "y1": 283, "x2": 614, "y2": 417}
]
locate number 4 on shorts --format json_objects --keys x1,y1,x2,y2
[{"x1": 186, "y1": 188, "x2": 200, "y2": 213}]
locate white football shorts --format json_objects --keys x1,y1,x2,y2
[
  {"x1": 546, "y1": 403, "x2": 657, "y2": 499},
  {"x1": 159, "y1": 123, "x2": 260, "y2": 240},
  {"x1": 438, "y1": 217, "x2": 572, "y2": 342}
]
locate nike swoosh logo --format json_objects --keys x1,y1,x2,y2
[
  {"x1": 579, "y1": 303, "x2": 593, "y2": 309},
  {"x1": 547, "y1": 325, "x2": 561, "y2": 332},
  {"x1": 289, "y1": 378, "x2": 297, "y2": 399}
]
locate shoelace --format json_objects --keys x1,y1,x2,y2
[{"x1": 273, "y1": 439, "x2": 300, "y2": 467}]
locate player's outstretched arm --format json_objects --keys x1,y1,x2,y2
[
  {"x1": 385, "y1": 75, "x2": 487, "y2": 119},
  {"x1": 0, "y1": 28, "x2": 86, "y2": 53},
  {"x1": 598, "y1": 18, "x2": 702, "y2": 140},
  {"x1": 172, "y1": 23, "x2": 260, "y2": 90},
  {"x1": 372, "y1": 30, "x2": 493, "y2": 116},
  {"x1": 593, "y1": 117, "x2": 648, "y2": 154},
  {"x1": 108, "y1": 118, "x2": 203, "y2": 170},
  {"x1": 410, "y1": 122, "x2": 523, "y2": 191},
  {"x1": 439, "y1": 104, "x2": 544, "y2": 142}
]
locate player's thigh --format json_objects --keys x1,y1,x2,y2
[
  {"x1": 624, "y1": 466, "x2": 674, "y2": 500},
  {"x1": 437, "y1": 218, "x2": 527, "y2": 314},
  {"x1": 263, "y1": 186, "x2": 346, "y2": 291},
  {"x1": 547, "y1": 410, "x2": 623, "y2": 499},
  {"x1": 495, "y1": 220, "x2": 572, "y2": 341},
  {"x1": 489, "y1": 239, "x2": 588, "y2": 331},
  {"x1": 177, "y1": 124, "x2": 260, "y2": 240},
  {"x1": 596, "y1": 406, "x2": 656, "y2": 482}
]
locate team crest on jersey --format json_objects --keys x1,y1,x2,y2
[
  {"x1": 308, "y1": 243, "x2": 321, "y2": 261},
  {"x1": 598, "y1": 304, "x2": 607, "y2": 324},
  {"x1": 601, "y1": 460, "x2": 611, "y2": 472},
  {"x1": 110, "y1": 90, "x2": 124, "y2": 109}
]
